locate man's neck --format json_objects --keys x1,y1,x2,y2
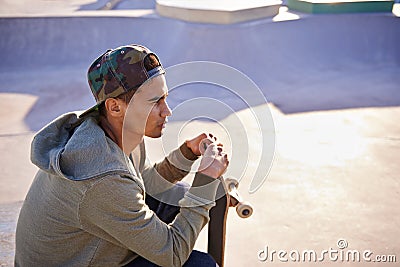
[
  {"x1": 99, "y1": 116, "x2": 143, "y2": 155},
  {"x1": 122, "y1": 131, "x2": 143, "y2": 155}
]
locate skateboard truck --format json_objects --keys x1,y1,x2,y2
[{"x1": 225, "y1": 177, "x2": 253, "y2": 218}]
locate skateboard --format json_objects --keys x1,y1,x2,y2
[{"x1": 208, "y1": 177, "x2": 253, "y2": 267}]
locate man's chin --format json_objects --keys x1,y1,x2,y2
[{"x1": 145, "y1": 131, "x2": 163, "y2": 139}]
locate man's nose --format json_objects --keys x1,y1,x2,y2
[{"x1": 161, "y1": 101, "x2": 172, "y2": 117}]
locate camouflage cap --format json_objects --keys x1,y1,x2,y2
[{"x1": 80, "y1": 44, "x2": 165, "y2": 117}]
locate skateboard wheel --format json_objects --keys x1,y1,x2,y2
[
  {"x1": 225, "y1": 177, "x2": 239, "y2": 189},
  {"x1": 236, "y1": 201, "x2": 253, "y2": 218}
]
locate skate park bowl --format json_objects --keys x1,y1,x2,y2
[{"x1": 1, "y1": 0, "x2": 400, "y2": 266}]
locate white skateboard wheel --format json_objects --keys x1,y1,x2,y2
[
  {"x1": 236, "y1": 201, "x2": 253, "y2": 218},
  {"x1": 225, "y1": 177, "x2": 239, "y2": 190}
]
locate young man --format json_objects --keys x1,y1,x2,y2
[{"x1": 15, "y1": 45, "x2": 229, "y2": 266}]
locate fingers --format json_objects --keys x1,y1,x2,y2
[
  {"x1": 205, "y1": 143, "x2": 226, "y2": 157},
  {"x1": 208, "y1": 133, "x2": 218, "y2": 142},
  {"x1": 188, "y1": 132, "x2": 230, "y2": 178},
  {"x1": 199, "y1": 142, "x2": 229, "y2": 177},
  {"x1": 204, "y1": 142, "x2": 218, "y2": 156},
  {"x1": 198, "y1": 133, "x2": 225, "y2": 155},
  {"x1": 200, "y1": 143, "x2": 224, "y2": 165},
  {"x1": 199, "y1": 138, "x2": 213, "y2": 155}
]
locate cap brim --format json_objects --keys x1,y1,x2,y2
[{"x1": 78, "y1": 103, "x2": 100, "y2": 118}]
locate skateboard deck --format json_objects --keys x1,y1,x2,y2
[
  {"x1": 208, "y1": 177, "x2": 253, "y2": 267},
  {"x1": 208, "y1": 179, "x2": 229, "y2": 266}
]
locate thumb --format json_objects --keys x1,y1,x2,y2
[{"x1": 199, "y1": 138, "x2": 214, "y2": 155}]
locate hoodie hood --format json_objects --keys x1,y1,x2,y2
[{"x1": 31, "y1": 112, "x2": 134, "y2": 181}]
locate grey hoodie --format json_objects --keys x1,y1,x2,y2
[{"x1": 15, "y1": 112, "x2": 219, "y2": 267}]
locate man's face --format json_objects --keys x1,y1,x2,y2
[{"x1": 123, "y1": 75, "x2": 172, "y2": 138}]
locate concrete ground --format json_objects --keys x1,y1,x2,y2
[{"x1": 0, "y1": 0, "x2": 399, "y2": 266}]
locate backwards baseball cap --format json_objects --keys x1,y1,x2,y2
[{"x1": 80, "y1": 44, "x2": 165, "y2": 117}]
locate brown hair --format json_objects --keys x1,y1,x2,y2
[{"x1": 99, "y1": 54, "x2": 161, "y2": 117}]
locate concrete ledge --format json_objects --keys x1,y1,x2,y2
[
  {"x1": 156, "y1": 0, "x2": 282, "y2": 24},
  {"x1": 287, "y1": 0, "x2": 394, "y2": 13}
]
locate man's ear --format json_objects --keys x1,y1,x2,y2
[{"x1": 104, "y1": 98, "x2": 126, "y2": 118}]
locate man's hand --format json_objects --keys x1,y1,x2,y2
[
  {"x1": 185, "y1": 133, "x2": 218, "y2": 156},
  {"x1": 186, "y1": 133, "x2": 228, "y2": 178},
  {"x1": 198, "y1": 143, "x2": 229, "y2": 179}
]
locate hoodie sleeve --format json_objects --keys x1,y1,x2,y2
[
  {"x1": 140, "y1": 143, "x2": 199, "y2": 195},
  {"x1": 78, "y1": 173, "x2": 219, "y2": 267}
]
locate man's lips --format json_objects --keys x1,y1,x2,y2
[{"x1": 159, "y1": 120, "x2": 167, "y2": 128}]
